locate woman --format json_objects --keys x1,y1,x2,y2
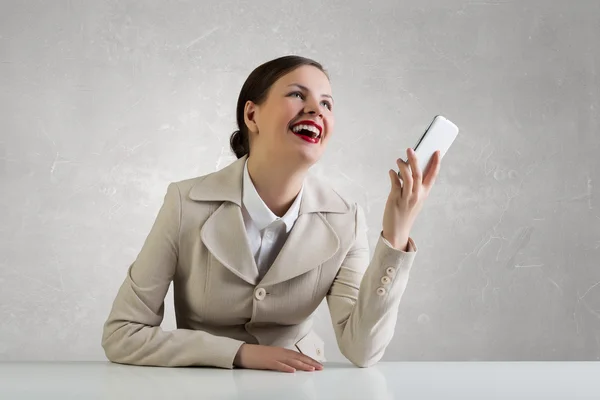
[{"x1": 101, "y1": 55, "x2": 441, "y2": 373}]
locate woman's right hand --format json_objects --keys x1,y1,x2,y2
[{"x1": 233, "y1": 344, "x2": 323, "y2": 373}]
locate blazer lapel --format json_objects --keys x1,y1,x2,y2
[
  {"x1": 200, "y1": 202, "x2": 259, "y2": 285},
  {"x1": 189, "y1": 155, "x2": 258, "y2": 285},
  {"x1": 188, "y1": 155, "x2": 351, "y2": 287}
]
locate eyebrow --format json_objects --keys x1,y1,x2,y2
[{"x1": 287, "y1": 84, "x2": 334, "y2": 103}]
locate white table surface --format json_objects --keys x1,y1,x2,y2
[{"x1": 1, "y1": 361, "x2": 599, "y2": 399}]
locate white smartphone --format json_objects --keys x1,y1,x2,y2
[{"x1": 399, "y1": 115, "x2": 459, "y2": 176}]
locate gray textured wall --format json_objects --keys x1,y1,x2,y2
[{"x1": 1, "y1": 0, "x2": 599, "y2": 362}]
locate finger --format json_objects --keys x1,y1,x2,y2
[
  {"x1": 285, "y1": 358, "x2": 317, "y2": 372},
  {"x1": 407, "y1": 148, "x2": 422, "y2": 193},
  {"x1": 273, "y1": 361, "x2": 296, "y2": 373},
  {"x1": 422, "y1": 151, "x2": 436, "y2": 178},
  {"x1": 396, "y1": 158, "x2": 409, "y2": 182},
  {"x1": 285, "y1": 350, "x2": 323, "y2": 370},
  {"x1": 389, "y1": 169, "x2": 402, "y2": 190},
  {"x1": 423, "y1": 151, "x2": 441, "y2": 188},
  {"x1": 422, "y1": 150, "x2": 440, "y2": 186},
  {"x1": 397, "y1": 157, "x2": 413, "y2": 197},
  {"x1": 296, "y1": 354, "x2": 324, "y2": 370}
]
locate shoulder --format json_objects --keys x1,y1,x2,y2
[
  {"x1": 170, "y1": 175, "x2": 208, "y2": 194},
  {"x1": 308, "y1": 172, "x2": 359, "y2": 206},
  {"x1": 304, "y1": 174, "x2": 361, "y2": 228}
]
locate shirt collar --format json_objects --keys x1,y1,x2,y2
[
  {"x1": 242, "y1": 159, "x2": 303, "y2": 233},
  {"x1": 189, "y1": 154, "x2": 350, "y2": 215}
]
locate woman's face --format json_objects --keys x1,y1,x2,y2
[{"x1": 245, "y1": 65, "x2": 335, "y2": 167}]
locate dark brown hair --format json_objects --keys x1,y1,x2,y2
[{"x1": 229, "y1": 55, "x2": 329, "y2": 159}]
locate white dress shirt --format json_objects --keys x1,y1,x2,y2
[{"x1": 241, "y1": 159, "x2": 304, "y2": 280}]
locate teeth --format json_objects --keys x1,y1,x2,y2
[{"x1": 291, "y1": 124, "x2": 321, "y2": 138}]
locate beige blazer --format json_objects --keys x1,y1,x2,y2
[{"x1": 101, "y1": 155, "x2": 418, "y2": 369}]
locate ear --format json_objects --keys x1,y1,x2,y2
[{"x1": 243, "y1": 101, "x2": 259, "y2": 134}]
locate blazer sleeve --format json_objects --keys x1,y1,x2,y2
[
  {"x1": 101, "y1": 183, "x2": 245, "y2": 369},
  {"x1": 326, "y1": 203, "x2": 418, "y2": 368}
]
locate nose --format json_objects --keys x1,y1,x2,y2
[{"x1": 303, "y1": 97, "x2": 323, "y2": 117}]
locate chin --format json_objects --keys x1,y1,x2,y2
[
  {"x1": 296, "y1": 148, "x2": 323, "y2": 168},
  {"x1": 287, "y1": 133, "x2": 327, "y2": 167}
]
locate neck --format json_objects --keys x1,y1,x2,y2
[{"x1": 246, "y1": 154, "x2": 307, "y2": 218}]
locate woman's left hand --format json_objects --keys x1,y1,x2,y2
[{"x1": 382, "y1": 148, "x2": 442, "y2": 251}]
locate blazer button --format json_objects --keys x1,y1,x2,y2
[
  {"x1": 254, "y1": 287, "x2": 266, "y2": 301},
  {"x1": 385, "y1": 267, "x2": 396, "y2": 277},
  {"x1": 376, "y1": 287, "x2": 386, "y2": 296},
  {"x1": 381, "y1": 276, "x2": 391, "y2": 285}
]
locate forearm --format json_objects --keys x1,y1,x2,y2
[
  {"x1": 328, "y1": 232, "x2": 417, "y2": 367},
  {"x1": 102, "y1": 279, "x2": 245, "y2": 368}
]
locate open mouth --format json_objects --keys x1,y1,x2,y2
[{"x1": 290, "y1": 122, "x2": 322, "y2": 144}]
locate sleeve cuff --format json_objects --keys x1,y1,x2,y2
[
  {"x1": 380, "y1": 232, "x2": 418, "y2": 253},
  {"x1": 372, "y1": 233, "x2": 418, "y2": 275},
  {"x1": 192, "y1": 334, "x2": 245, "y2": 369},
  {"x1": 220, "y1": 339, "x2": 246, "y2": 369}
]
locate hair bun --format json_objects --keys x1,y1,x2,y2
[{"x1": 229, "y1": 130, "x2": 249, "y2": 159}]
